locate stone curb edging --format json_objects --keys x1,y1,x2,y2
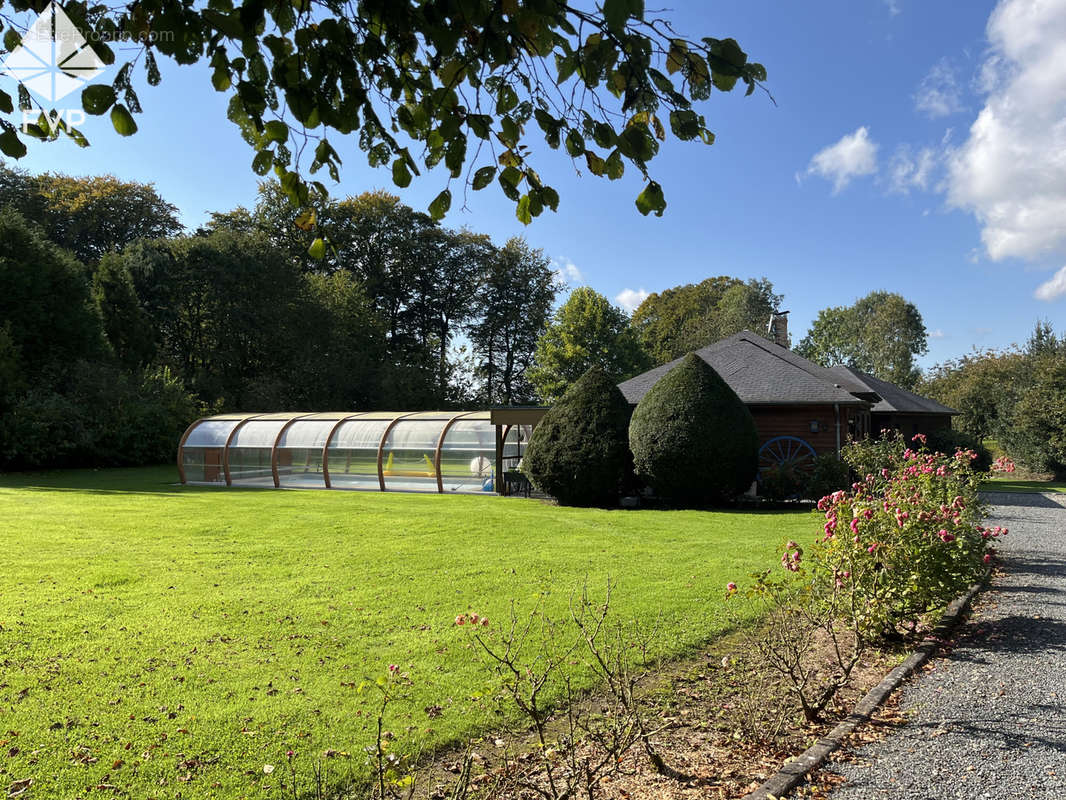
[{"x1": 741, "y1": 572, "x2": 990, "y2": 800}]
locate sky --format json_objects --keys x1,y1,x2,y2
[{"x1": 5, "y1": 0, "x2": 1066, "y2": 370}]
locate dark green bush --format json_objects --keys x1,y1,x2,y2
[
  {"x1": 804, "y1": 453, "x2": 851, "y2": 500},
  {"x1": 758, "y1": 462, "x2": 805, "y2": 502},
  {"x1": 629, "y1": 353, "x2": 758, "y2": 505},
  {"x1": 523, "y1": 368, "x2": 633, "y2": 506},
  {"x1": 924, "y1": 428, "x2": 992, "y2": 473}
]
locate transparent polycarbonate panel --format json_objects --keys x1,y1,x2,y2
[
  {"x1": 227, "y1": 447, "x2": 274, "y2": 482},
  {"x1": 439, "y1": 419, "x2": 496, "y2": 493},
  {"x1": 277, "y1": 419, "x2": 337, "y2": 449},
  {"x1": 277, "y1": 447, "x2": 326, "y2": 487},
  {"x1": 181, "y1": 447, "x2": 225, "y2": 483},
  {"x1": 331, "y1": 418, "x2": 391, "y2": 449},
  {"x1": 327, "y1": 418, "x2": 391, "y2": 485},
  {"x1": 381, "y1": 418, "x2": 446, "y2": 491},
  {"x1": 231, "y1": 419, "x2": 288, "y2": 448},
  {"x1": 185, "y1": 419, "x2": 241, "y2": 447}
]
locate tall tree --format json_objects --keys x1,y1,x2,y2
[
  {"x1": 632, "y1": 276, "x2": 782, "y2": 363},
  {"x1": 0, "y1": 209, "x2": 108, "y2": 378},
  {"x1": 528, "y1": 287, "x2": 651, "y2": 402},
  {"x1": 1, "y1": 3, "x2": 766, "y2": 223},
  {"x1": 0, "y1": 165, "x2": 181, "y2": 264},
  {"x1": 469, "y1": 238, "x2": 559, "y2": 404},
  {"x1": 797, "y1": 291, "x2": 928, "y2": 389}
]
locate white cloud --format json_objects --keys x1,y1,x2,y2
[
  {"x1": 887, "y1": 144, "x2": 939, "y2": 193},
  {"x1": 884, "y1": 0, "x2": 901, "y2": 16},
  {"x1": 929, "y1": 328, "x2": 946, "y2": 339},
  {"x1": 946, "y1": 0, "x2": 1066, "y2": 263},
  {"x1": 805, "y1": 127, "x2": 879, "y2": 194},
  {"x1": 1035, "y1": 265, "x2": 1066, "y2": 300},
  {"x1": 915, "y1": 59, "x2": 966, "y2": 118},
  {"x1": 552, "y1": 257, "x2": 584, "y2": 286},
  {"x1": 615, "y1": 287, "x2": 650, "y2": 312}
]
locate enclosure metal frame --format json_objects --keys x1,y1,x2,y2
[{"x1": 178, "y1": 410, "x2": 532, "y2": 494}]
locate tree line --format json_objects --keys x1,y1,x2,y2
[
  {"x1": 919, "y1": 322, "x2": 1066, "y2": 477},
  {"x1": 2, "y1": 163, "x2": 944, "y2": 470}
]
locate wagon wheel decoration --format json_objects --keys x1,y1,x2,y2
[{"x1": 757, "y1": 436, "x2": 818, "y2": 483}]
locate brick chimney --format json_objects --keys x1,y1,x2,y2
[{"x1": 767, "y1": 310, "x2": 790, "y2": 348}]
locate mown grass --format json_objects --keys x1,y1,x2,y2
[
  {"x1": 0, "y1": 467, "x2": 814, "y2": 798},
  {"x1": 979, "y1": 477, "x2": 1066, "y2": 493}
]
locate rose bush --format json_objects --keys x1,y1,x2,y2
[{"x1": 810, "y1": 432, "x2": 1003, "y2": 637}]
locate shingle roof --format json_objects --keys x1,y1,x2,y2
[
  {"x1": 618, "y1": 331, "x2": 870, "y2": 406},
  {"x1": 829, "y1": 366, "x2": 959, "y2": 415}
]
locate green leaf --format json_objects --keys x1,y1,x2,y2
[
  {"x1": 666, "y1": 40, "x2": 687, "y2": 75},
  {"x1": 0, "y1": 89, "x2": 12, "y2": 115},
  {"x1": 516, "y1": 194, "x2": 532, "y2": 225},
  {"x1": 668, "y1": 109, "x2": 700, "y2": 141},
  {"x1": 391, "y1": 158, "x2": 412, "y2": 188},
  {"x1": 264, "y1": 120, "x2": 288, "y2": 142},
  {"x1": 203, "y1": 8, "x2": 244, "y2": 37},
  {"x1": 605, "y1": 149, "x2": 624, "y2": 180},
  {"x1": 251, "y1": 149, "x2": 273, "y2": 175},
  {"x1": 3, "y1": 28, "x2": 20, "y2": 52},
  {"x1": 0, "y1": 127, "x2": 26, "y2": 159},
  {"x1": 109, "y1": 104, "x2": 137, "y2": 136},
  {"x1": 565, "y1": 130, "x2": 585, "y2": 158},
  {"x1": 428, "y1": 188, "x2": 451, "y2": 220},
  {"x1": 82, "y1": 84, "x2": 116, "y2": 115},
  {"x1": 635, "y1": 181, "x2": 666, "y2": 217},
  {"x1": 308, "y1": 237, "x2": 326, "y2": 259},
  {"x1": 212, "y1": 67, "x2": 231, "y2": 92},
  {"x1": 603, "y1": 0, "x2": 628, "y2": 34},
  {"x1": 472, "y1": 166, "x2": 496, "y2": 190}
]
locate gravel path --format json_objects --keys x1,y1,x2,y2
[{"x1": 826, "y1": 492, "x2": 1066, "y2": 799}]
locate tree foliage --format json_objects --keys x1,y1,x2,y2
[
  {"x1": 629, "y1": 353, "x2": 758, "y2": 504},
  {"x1": 920, "y1": 322, "x2": 1066, "y2": 476},
  {"x1": 528, "y1": 287, "x2": 650, "y2": 402},
  {"x1": 631, "y1": 276, "x2": 781, "y2": 364},
  {"x1": 522, "y1": 367, "x2": 633, "y2": 506},
  {"x1": 796, "y1": 291, "x2": 928, "y2": 389},
  {"x1": 0, "y1": 165, "x2": 181, "y2": 263},
  {"x1": 468, "y1": 238, "x2": 559, "y2": 404},
  {"x1": 0, "y1": 0, "x2": 766, "y2": 225}
]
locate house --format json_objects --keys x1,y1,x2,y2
[
  {"x1": 829, "y1": 366, "x2": 958, "y2": 438},
  {"x1": 617, "y1": 322, "x2": 957, "y2": 472}
]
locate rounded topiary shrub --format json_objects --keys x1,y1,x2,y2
[
  {"x1": 523, "y1": 368, "x2": 633, "y2": 506},
  {"x1": 629, "y1": 353, "x2": 758, "y2": 505}
]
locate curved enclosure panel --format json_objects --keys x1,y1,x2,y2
[
  {"x1": 382, "y1": 416, "x2": 445, "y2": 492},
  {"x1": 276, "y1": 417, "x2": 339, "y2": 488},
  {"x1": 228, "y1": 418, "x2": 288, "y2": 484},
  {"x1": 440, "y1": 419, "x2": 498, "y2": 493},
  {"x1": 178, "y1": 411, "x2": 530, "y2": 494},
  {"x1": 327, "y1": 417, "x2": 392, "y2": 490},
  {"x1": 181, "y1": 418, "x2": 243, "y2": 483}
]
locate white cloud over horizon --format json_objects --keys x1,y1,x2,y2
[
  {"x1": 1035, "y1": 265, "x2": 1066, "y2": 301},
  {"x1": 805, "y1": 127, "x2": 879, "y2": 194},
  {"x1": 615, "y1": 287, "x2": 650, "y2": 312},
  {"x1": 946, "y1": 0, "x2": 1066, "y2": 266},
  {"x1": 915, "y1": 59, "x2": 966, "y2": 118},
  {"x1": 552, "y1": 257, "x2": 584, "y2": 286}
]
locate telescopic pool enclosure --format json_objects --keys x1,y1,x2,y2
[{"x1": 177, "y1": 409, "x2": 546, "y2": 494}]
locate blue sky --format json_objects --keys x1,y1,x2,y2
[{"x1": 7, "y1": 0, "x2": 1066, "y2": 369}]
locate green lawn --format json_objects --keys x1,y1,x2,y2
[
  {"x1": 0, "y1": 467, "x2": 812, "y2": 799},
  {"x1": 979, "y1": 477, "x2": 1066, "y2": 493}
]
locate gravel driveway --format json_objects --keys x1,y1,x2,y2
[{"x1": 825, "y1": 492, "x2": 1066, "y2": 799}]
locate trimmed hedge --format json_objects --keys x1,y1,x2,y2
[
  {"x1": 629, "y1": 353, "x2": 758, "y2": 505},
  {"x1": 523, "y1": 368, "x2": 633, "y2": 506}
]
